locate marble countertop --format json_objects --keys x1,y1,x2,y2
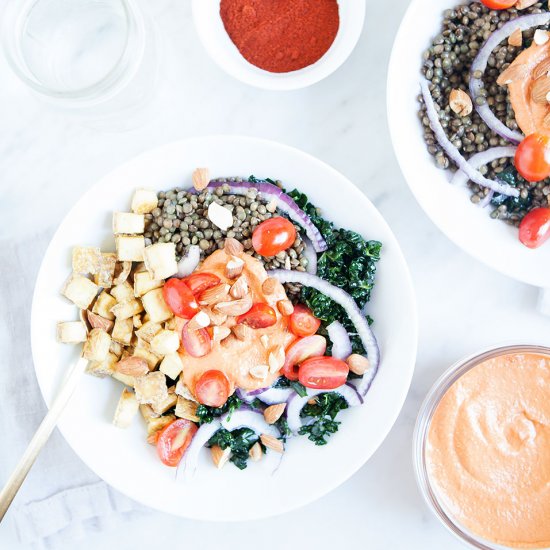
[{"x1": 1, "y1": 0, "x2": 549, "y2": 548}]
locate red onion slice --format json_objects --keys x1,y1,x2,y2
[
  {"x1": 176, "y1": 245, "x2": 201, "y2": 278},
  {"x1": 451, "y1": 146, "x2": 517, "y2": 187},
  {"x1": 327, "y1": 321, "x2": 352, "y2": 360},
  {"x1": 255, "y1": 387, "x2": 294, "y2": 405},
  {"x1": 303, "y1": 237, "x2": 318, "y2": 274},
  {"x1": 221, "y1": 409, "x2": 280, "y2": 438},
  {"x1": 469, "y1": 13, "x2": 550, "y2": 144},
  {"x1": 177, "y1": 420, "x2": 221, "y2": 478},
  {"x1": 421, "y1": 80, "x2": 519, "y2": 197}
]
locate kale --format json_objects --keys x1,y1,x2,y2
[
  {"x1": 196, "y1": 394, "x2": 242, "y2": 425},
  {"x1": 298, "y1": 393, "x2": 349, "y2": 446},
  {"x1": 275, "y1": 416, "x2": 292, "y2": 441},
  {"x1": 272, "y1": 376, "x2": 307, "y2": 397},
  {"x1": 207, "y1": 427, "x2": 260, "y2": 470},
  {"x1": 491, "y1": 166, "x2": 532, "y2": 213}
]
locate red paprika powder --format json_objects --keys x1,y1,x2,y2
[{"x1": 220, "y1": 0, "x2": 340, "y2": 74}]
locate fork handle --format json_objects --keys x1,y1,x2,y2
[{"x1": 0, "y1": 357, "x2": 88, "y2": 522}]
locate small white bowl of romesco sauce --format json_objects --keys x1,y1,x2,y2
[
  {"x1": 191, "y1": 0, "x2": 365, "y2": 91},
  {"x1": 414, "y1": 345, "x2": 550, "y2": 550}
]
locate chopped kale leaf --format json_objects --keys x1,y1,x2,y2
[{"x1": 298, "y1": 393, "x2": 349, "y2": 446}]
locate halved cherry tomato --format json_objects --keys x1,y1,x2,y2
[
  {"x1": 519, "y1": 207, "x2": 550, "y2": 248},
  {"x1": 298, "y1": 356, "x2": 349, "y2": 390},
  {"x1": 252, "y1": 217, "x2": 297, "y2": 257},
  {"x1": 288, "y1": 304, "x2": 321, "y2": 337},
  {"x1": 181, "y1": 322, "x2": 212, "y2": 357},
  {"x1": 162, "y1": 278, "x2": 199, "y2": 318},
  {"x1": 195, "y1": 370, "x2": 231, "y2": 407},
  {"x1": 515, "y1": 133, "x2": 550, "y2": 183},
  {"x1": 237, "y1": 303, "x2": 277, "y2": 329},
  {"x1": 480, "y1": 0, "x2": 516, "y2": 8},
  {"x1": 183, "y1": 272, "x2": 221, "y2": 297},
  {"x1": 156, "y1": 418, "x2": 198, "y2": 467},
  {"x1": 282, "y1": 335, "x2": 326, "y2": 380}
]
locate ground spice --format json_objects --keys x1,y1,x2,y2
[{"x1": 220, "y1": 0, "x2": 340, "y2": 73}]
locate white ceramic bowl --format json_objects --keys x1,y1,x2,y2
[
  {"x1": 387, "y1": 0, "x2": 550, "y2": 289},
  {"x1": 192, "y1": 0, "x2": 365, "y2": 90},
  {"x1": 31, "y1": 136, "x2": 417, "y2": 520}
]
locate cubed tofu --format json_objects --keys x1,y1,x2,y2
[
  {"x1": 143, "y1": 243, "x2": 177, "y2": 280},
  {"x1": 133, "y1": 271, "x2": 163, "y2": 297},
  {"x1": 62, "y1": 274, "x2": 98, "y2": 310},
  {"x1": 110, "y1": 281, "x2": 134, "y2": 303},
  {"x1": 113, "y1": 212, "x2": 145, "y2": 235},
  {"x1": 56, "y1": 321, "x2": 87, "y2": 344},
  {"x1": 113, "y1": 388, "x2": 139, "y2": 428},
  {"x1": 92, "y1": 291, "x2": 116, "y2": 320},
  {"x1": 150, "y1": 330, "x2": 180, "y2": 356},
  {"x1": 139, "y1": 403, "x2": 160, "y2": 423},
  {"x1": 175, "y1": 396, "x2": 199, "y2": 422},
  {"x1": 115, "y1": 235, "x2": 145, "y2": 262},
  {"x1": 141, "y1": 288, "x2": 173, "y2": 323},
  {"x1": 72, "y1": 247, "x2": 101, "y2": 275},
  {"x1": 146, "y1": 415, "x2": 175, "y2": 443},
  {"x1": 131, "y1": 188, "x2": 158, "y2": 215},
  {"x1": 82, "y1": 328, "x2": 111, "y2": 362},
  {"x1": 135, "y1": 320, "x2": 162, "y2": 343},
  {"x1": 159, "y1": 353, "x2": 183, "y2": 380},
  {"x1": 151, "y1": 387, "x2": 178, "y2": 415},
  {"x1": 94, "y1": 253, "x2": 116, "y2": 288},
  {"x1": 110, "y1": 299, "x2": 144, "y2": 321},
  {"x1": 133, "y1": 314, "x2": 143, "y2": 329},
  {"x1": 133, "y1": 346, "x2": 161, "y2": 371},
  {"x1": 164, "y1": 317, "x2": 178, "y2": 330},
  {"x1": 111, "y1": 317, "x2": 134, "y2": 345},
  {"x1": 134, "y1": 371, "x2": 168, "y2": 407},
  {"x1": 112, "y1": 370, "x2": 136, "y2": 387},
  {"x1": 110, "y1": 340, "x2": 124, "y2": 358},
  {"x1": 85, "y1": 352, "x2": 118, "y2": 378},
  {"x1": 175, "y1": 377, "x2": 198, "y2": 402},
  {"x1": 113, "y1": 261, "x2": 132, "y2": 285}
]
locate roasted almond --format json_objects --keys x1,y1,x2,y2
[
  {"x1": 346, "y1": 354, "x2": 371, "y2": 376},
  {"x1": 533, "y1": 58, "x2": 550, "y2": 80},
  {"x1": 232, "y1": 324, "x2": 252, "y2": 341},
  {"x1": 229, "y1": 275, "x2": 249, "y2": 299},
  {"x1": 264, "y1": 403, "x2": 286, "y2": 424},
  {"x1": 260, "y1": 433, "x2": 284, "y2": 453},
  {"x1": 532, "y1": 76, "x2": 550, "y2": 104},
  {"x1": 225, "y1": 256, "x2": 244, "y2": 279},
  {"x1": 203, "y1": 307, "x2": 227, "y2": 326},
  {"x1": 449, "y1": 89, "x2": 472, "y2": 117},
  {"x1": 268, "y1": 346, "x2": 285, "y2": 373},
  {"x1": 224, "y1": 237, "x2": 244, "y2": 257},
  {"x1": 250, "y1": 364, "x2": 269, "y2": 380},
  {"x1": 496, "y1": 63, "x2": 529, "y2": 86},
  {"x1": 87, "y1": 310, "x2": 114, "y2": 333},
  {"x1": 187, "y1": 310, "x2": 211, "y2": 331},
  {"x1": 508, "y1": 27, "x2": 523, "y2": 47},
  {"x1": 115, "y1": 356, "x2": 149, "y2": 377},
  {"x1": 249, "y1": 442, "x2": 262, "y2": 462},
  {"x1": 211, "y1": 445, "x2": 231, "y2": 469},
  {"x1": 277, "y1": 299, "x2": 294, "y2": 316},
  {"x1": 262, "y1": 277, "x2": 279, "y2": 295},
  {"x1": 516, "y1": 0, "x2": 538, "y2": 8},
  {"x1": 214, "y1": 294, "x2": 253, "y2": 316},
  {"x1": 212, "y1": 325, "x2": 231, "y2": 342},
  {"x1": 192, "y1": 167, "x2": 210, "y2": 191},
  {"x1": 199, "y1": 283, "x2": 230, "y2": 306}
]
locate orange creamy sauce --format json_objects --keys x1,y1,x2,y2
[
  {"x1": 178, "y1": 249, "x2": 296, "y2": 395},
  {"x1": 427, "y1": 353, "x2": 550, "y2": 549}
]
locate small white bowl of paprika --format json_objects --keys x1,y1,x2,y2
[{"x1": 192, "y1": 0, "x2": 366, "y2": 91}]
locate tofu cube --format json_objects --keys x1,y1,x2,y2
[
  {"x1": 159, "y1": 353, "x2": 183, "y2": 380},
  {"x1": 133, "y1": 314, "x2": 143, "y2": 329},
  {"x1": 111, "y1": 299, "x2": 144, "y2": 321},
  {"x1": 175, "y1": 377, "x2": 198, "y2": 403},
  {"x1": 110, "y1": 340, "x2": 124, "y2": 358},
  {"x1": 139, "y1": 403, "x2": 160, "y2": 423},
  {"x1": 86, "y1": 352, "x2": 118, "y2": 378},
  {"x1": 92, "y1": 291, "x2": 116, "y2": 320},
  {"x1": 115, "y1": 235, "x2": 145, "y2": 262},
  {"x1": 131, "y1": 188, "x2": 158, "y2": 215},
  {"x1": 133, "y1": 346, "x2": 161, "y2": 371},
  {"x1": 113, "y1": 388, "x2": 139, "y2": 428},
  {"x1": 143, "y1": 243, "x2": 177, "y2": 280},
  {"x1": 72, "y1": 247, "x2": 101, "y2": 275},
  {"x1": 134, "y1": 371, "x2": 168, "y2": 407},
  {"x1": 113, "y1": 212, "x2": 145, "y2": 235},
  {"x1": 94, "y1": 253, "x2": 117, "y2": 288},
  {"x1": 175, "y1": 396, "x2": 199, "y2": 422},
  {"x1": 151, "y1": 387, "x2": 178, "y2": 415},
  {"x1": 111, "y1": 317, "x2": 134, "y2": 345},
  {"x1": 110, "y1": 281, "x2": 134, "y2": 303},
  {"x1": 56, "y1": 321, "x2": 87, "y2": 344},
  {"x1": 150, "y1": 330, "x2": 180, "y2": 356},
  {"x1": 141, "y1": 288, "x2": 173, "y2": 323},
  {"x1": 62, "y1": 274, "x2": 98, "y2": 310},
  {"x1": 82, "y1": 328, "x2": 111, "y2": 362},
  {"x1": 146, "y1": 415, "x2": 175, "y2": 442},
  {"x1": 113, "y1": 261, "x2": 132, "y2": 285},
  {"x1": 135, "y1": 320, "x2": 162, "y2": 343},
  {"x1": 111, "y1": 371, "x2": 136, "y2": 387},
  {"x1": 133, "y1": 271, "x2": 163, "y2": 297}
]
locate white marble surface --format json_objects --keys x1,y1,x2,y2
[{"x1": 1, "y1": 0, "x2": 549, "y2": 548}]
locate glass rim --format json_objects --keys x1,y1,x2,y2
[
  {"x1": 412, "y1": 344, "x2": 550, "y2": 550},
  {"x1": 1, "y1": 0, "x2": 146, "y2": 104}
]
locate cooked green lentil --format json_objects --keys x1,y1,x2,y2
[{"x1": 420, "y1": 1, "x2": 550, "y2": 225}]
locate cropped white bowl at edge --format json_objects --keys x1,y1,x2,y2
[
  {"x1": 31, "y1": 136, "x2": 417, "y2": 521},
  {"x1": 191, "y1": 0, "x2": 365, "y2": 91},
  {"x1": 388, "y1": 0, "x2": 550, "y2": 289}
]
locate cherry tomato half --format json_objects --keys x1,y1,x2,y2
[
  {"x1": 480, "y1": 0, "x2": 516, "y2": 8},
  {"x1": 519, "y1": 207, "x2": 550, "y2": 249},
  {"x1": 298, "y1": 356, "x2": 349, "y2": 390},
  {"x1": 282, "y1": 335, "x2": 327, "y2": 380},
  {"x1": 289, "y1": 304, "x2": 321, "y2": 337},
  {"x1": 183, "y1": 272, "x2": 221, "y2": 297},
  {"x1": 237, "y1": 303, "x2": 277, "y2": 329},
  {"x1": 162, "y1": 278, "x2": 199, "y2": 319},
  {"x1": 195, "y1": 370, "x2": 231, "y2": 407},
  {"x1": 156, "y1": 418, "x2": 198, "y2": 467},
  {"x1": 515, "y1": 133, "x2": 550, "y2": 183},
  {"x1": 181, "y1": 322, "x2": 212, "y2": 358},
  {"x1": 252, "y1": 217, "x2": 297, "y2": 257}
]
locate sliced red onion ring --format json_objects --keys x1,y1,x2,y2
[
  {"x1": 221, "y1": 409, "x2": 280, "y2": 438},
  {"x1": 235, "y1": 387, "x2": 266, "y2": 404},
  {"x1": 469, "y1": 13, "x2": 550, "y2": 144},
  {"x1": 303, "y1": 237, "x2": 318, "y2": 274},
  {"x1": 206, "y1": 179, "x2": 328, "y2": 252},
  {"x1": 286, "y1": 384, "x2": 363, "y2": 434},
  {"x1": 479, "y1": 190, "x2": 495, "y2": 209},
  {"x1": 177, "y1": 420, "x2": 221, "y2": 478},
  {"x1": 255, "y1": 386, "x2": 294, "y2": 405},
  {"x1": 352, "y1": 359, "x2": 379, "y2": 397},
  {"x1": 268, "y1": 269, "x2": 380, "y2": 393},
  {"x1": 421, "y1": 80, "x2": 519, "y2": 198},
  {"x1": 327, "y1": 320, "x2": 352, "y2": 360},
  {"x1": 176, "y1": 245, "x2": 201, "y2": 278},
  {"x1": 451, "y1": 146, "x2": 517, "y2": 187}
]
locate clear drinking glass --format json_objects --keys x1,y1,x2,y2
[{"x1": 2, "y1": 0, "x2": 158, "y2": 128}]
